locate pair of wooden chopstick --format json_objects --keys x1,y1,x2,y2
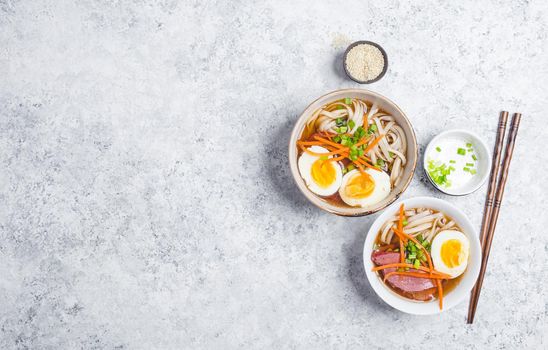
[{"x1": 466, "y1": 111, "x2": 522, "y2": 324}]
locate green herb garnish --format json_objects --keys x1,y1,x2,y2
[
  {"x1": 344, "y1": 97, "x2": 352, "y2": 105},
  {"x1": 348, "y1": 120, "x2": 355, "y2": 130},
  {"x1": 472, "y1": 154, "x2": 477, "y2": 161},
  {"x1": 436, "y1": 147, "x2": 441, "y2": 152},
  {"x1": 457, "y1": 148, "x2": 466, "y2": 155}
]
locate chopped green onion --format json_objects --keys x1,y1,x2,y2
[
  {"x1": 348, "y1": 120, "x2": 355, "y2": 130},
  {"x1": 354, "y1": 126, "x2": 365, "y2": 138},
  {"x1": 333, "y1": 135, "x2": 341, "y2": 143},
  {"x1": 408, "y1": 254, "x2": 417, "y2": 259},
  {"x1": 403, "y1": 219, "x2": 408, "y2": 226},
  {"x1": 389, "y1": 152, "x2": 395, "y2": 158},
  {"x1": 457, "y1": 148, "x2": 466, "y2": 155},
  {"x1": 466, "y1": 162, "x2": 474, "y2": 167},
  {"x1": 376, "y1": 159, "x2": 385, "y2": 167},
  {"x1": 470, "y1": 169, "x2": 477, "y2": 175},
  {"x1": 347, "y1": 164, "x2": 355, "y2": 172},
  {"x1": 336, "y1": 118, "x2": 345, "y2": 126},
  {"x1": 338, "y1": 126, "x2": 348, "y2": 133},
  {"x1": 463, "y1": 167, "x2": 470, "y2": 172},
  {"x1": 344, "y1": 97, "x2": 352, "y2": 105},
  {"x1": 413, "y1": 259, "x2": 420, "y2": 269},
  {"x1": 435, "y1": 147, "x2": 441, "y2": 152},
  {"x1": 466, "y1": 142, "x2": 472, "y2": 148},
  {"x1": 472, "y1": 154, "x2": 477, "y2": 161},
  {"x1": 350, "y1": 154, "x2": 358, "y2": 161},
  {"x1": 449, "y1": 160, "x2": 456, "y2": 164}
]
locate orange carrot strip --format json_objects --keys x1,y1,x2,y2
[
  {"x1": 399, "y1": 239, "x2": 405, "y2": 263},
  {"x1": 398, "y1": 205, "x2": 405, "y2": 263},
  {"x1": 313, "y1": 136, "x2": 347, "y2": 150},
  {"x1": 436, "y1": 279, "x2": 443, "y2": 310},
  {"x1": 354, "y1": 158, "x2": 380, "y2": 172},
  {"x1": 354, "y1": 135, "x2": 373, "y2": 148},
  {"x1": 328, "y1": 155, "x2": 346, "y2": 162},
  {"x1": 355, "y1": 162, "x2": 366, "y2": 174},
  {"x1": 390, "y1": 226, "x2": 408, "y2": 244},
  {"x1": 297, "y1": 140, "x2": 325, "y2": 146},
  {"x1": 298, "y1": 145, "x2": 347, "y2": 157},
  {"x1": 363, "y1": 134, "x2": 385, "y2": 153}
]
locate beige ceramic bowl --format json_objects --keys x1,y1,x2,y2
[{"x1": 288, "y1": 89, "x2": 418, "y2": 216}]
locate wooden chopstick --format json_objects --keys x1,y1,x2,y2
[
  {"x1": 467, "y1": 112, "x2": 521, "y2": 324},
  {"x1": 466, "y1": 111, "x2": 508, "y2": 322}
]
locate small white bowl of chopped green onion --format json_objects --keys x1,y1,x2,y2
[{"x1": 423, "y1": 130, "x2": 491, "y2": 196}]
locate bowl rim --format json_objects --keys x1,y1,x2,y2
[
  {"x1": 362, "y1": 196, "x2": 482, "y2": 315},
  {"x1": 343, "y1": 40, "x2": 388, "y2": 84},
  {"x1": 288, "y1": 88, "x2": 418, "y2": 216},
  {"x1": 423, "y1": 129, "x2": 491, "y2": 196}
]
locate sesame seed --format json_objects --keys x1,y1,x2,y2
[{"x1": 345, "y1": 44, "x2": 385, "y2": 82}]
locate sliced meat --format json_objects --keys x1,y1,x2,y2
[
  {"x1": 406, "y1": 287, "x2": 437, "y2": 301},
  {"x1": 371, "y1": 250, "x2": 400, "y2": 266},
  {"x1": 381, "y1": 267, "x2": 436, "y2": 292},
  {"x1": 371, "y1": 250, "x2": 436, "y2": 298}
]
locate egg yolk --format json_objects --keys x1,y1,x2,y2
[
  {"x1": 440, "y1": 239, "x2": 464, "y2": 268},
  {"x1": 311, "y1": 159, "x2": 336, "y2": 188},
  {"x1": 345, "y1": 172, "x2": 375, "y2": 198}
]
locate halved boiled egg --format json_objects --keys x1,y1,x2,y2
[
  {"x1": 298, "y1": 146, "x2": 343, "y2": 196},
  {"x1": 431, "y1": 230, "x2": 470, "y2": 278},
  {"x1": 338, "y1": 168, "x2": 391, "y2": 207}
]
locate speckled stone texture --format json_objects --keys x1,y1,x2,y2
[{"x1": 0, "y1": 1, "x2": 546, "y2": 349}]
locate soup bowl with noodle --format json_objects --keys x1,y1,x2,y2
[
  {"x1": 289, "y1": 89, "x2": 417, "y2": 216},
  {"x1": 363, "y1": 197, "x2": 482, "y2": 315}
]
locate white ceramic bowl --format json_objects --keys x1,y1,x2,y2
[
  {"x1": 363, "y1": 196, "x2": 481, "y2": 315},
  {"x1": 288, "y1": 88, "x2": 418, "y2": 216},
  {"x1": 423, "y1": 129, "x2": 491, "y2": 196}
]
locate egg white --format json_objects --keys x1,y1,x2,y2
[
  {"x1": 298, "y1": 146, "x2": 343, "y2": 196},
  {"x1": 338, "y1": 169, "x2": 391, "y2": 207},
  {"x1": 431, "y1": 230, "x2": 470, "y2": 279}
]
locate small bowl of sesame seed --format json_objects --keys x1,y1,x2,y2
[{"x1": 343, "y1": 41, "x2": 388, "y2": 84}]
